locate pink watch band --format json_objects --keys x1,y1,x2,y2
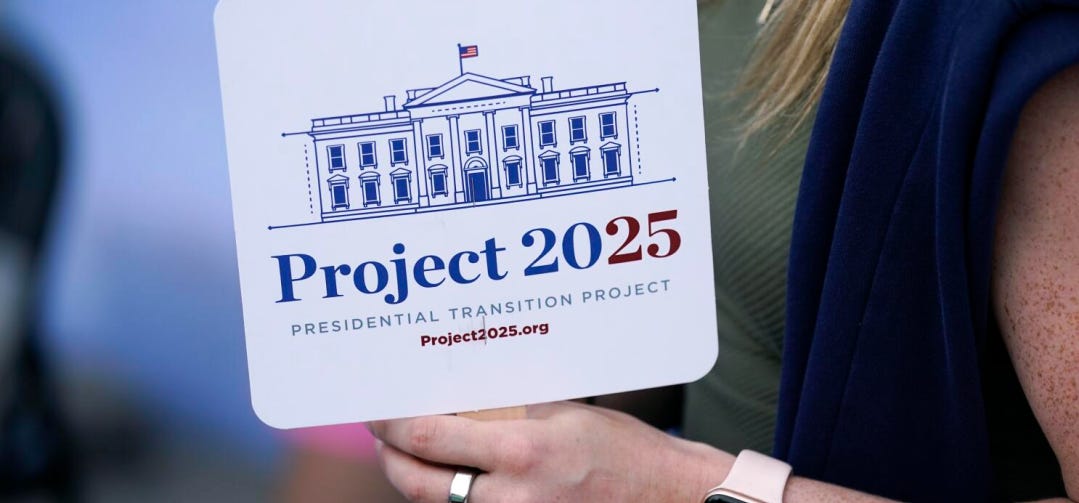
[{"x1": 704, "y1": 450, "x2": 792, "y2": 503}]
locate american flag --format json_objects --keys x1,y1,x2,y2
[{"x1": 459, "y1": 45, "x2": 479, "y2": 59}]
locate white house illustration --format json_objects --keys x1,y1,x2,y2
[{"x1": 299, "y1": 72, "x2": 652, "y2": 222}]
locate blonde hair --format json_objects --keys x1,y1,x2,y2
[{"x1": 737, "y1": 0, "x2": 851, "y2": 140}]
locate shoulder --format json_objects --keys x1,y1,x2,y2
[{"x1": 993, "y1": 62, "x2": 1079, "y2": 499}]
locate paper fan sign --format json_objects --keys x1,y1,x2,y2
[{"x1": 214, "y1": 0, "x2": 717, "y2": 428}]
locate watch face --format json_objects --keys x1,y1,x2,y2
[{"x1": 705, "y1": 494, "x2": 749, "y2": 503}]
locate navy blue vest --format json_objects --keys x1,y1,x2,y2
[{"x1": 776, "y1": 1, "x2": 1079, "y2": 500}]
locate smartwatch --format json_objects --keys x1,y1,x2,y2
[{"x1": 701, "y1": 450, "x2": 792, "y2": 503}]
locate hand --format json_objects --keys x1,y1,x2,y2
[{"x1": 368, "y1": 401, "x2": 734, "y2": 502}]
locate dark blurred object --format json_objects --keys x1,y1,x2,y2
[{"x1": 0, "y1": 42, "x2": 77, "y2": 500}]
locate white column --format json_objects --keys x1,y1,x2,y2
[
  {"x1": 519, "y1": 107, "x2": 537, "y2": 193},
  {"x1": 447, "y1": 115, "x2": 464, "y2": 203},
  {"x1": 484, "y1": 111, "x2": 502, "y2": 198},
  {"x1": 412, "y1": 119, "x2": 430, "y2": 206}
]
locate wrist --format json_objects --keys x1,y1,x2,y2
[{"x1": 656, "y1": 437, "x2": 735, "y2": 501}]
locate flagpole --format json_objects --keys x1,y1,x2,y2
[{"x1": 457, "y1": 43, "x2": 464, "y2": 76}]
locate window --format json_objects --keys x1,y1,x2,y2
[
  {"x1": 502, "y1": 125, "x2": 519, "y2": 150},
  {"x1": 600, "y1": 112, "x2": 618, "y2": 139},
  {"x1": 539, "y1": 121, "x2": 556, "y2": 147},
  {"x1": 332, "y1": 185, "x2": 348, "y2": 208},
  {"x1": 391, "y1": 169, "x2": 412, "y2": 203},
  {"x1": 428, "y1": 165, "x2": 449, "y2": 196},
  {"x1": 542, "y1": 158, "x2": 559, "y2": 185},
  {"x1": 503, "y1": 156, "x2": 523, "y2": 187},
  {"x1": 359, "y1": 142, "x2": 377, "y2": 167},
  {"x1": 426, "y1": 134, "x2": 444, "y2": 159},
  {"x1": 569, "y1": 117, "x2": 587, "y2": 143},
  {"x1": 570, "y1": 147, "x2": 590, "y2": 181},
  {"x1": 327, "y1": 175, "x2": 349, "y2": 210},
  {"x1": 465, "y1": 130, "x2": 482, "y2": 154},
  {"x1": 394, "y1": 177, "x2": 410, "y2": 202},
  {"x1": 360, "y1": 172, "x2": 380, "y2": 207},
  {"x1": 539, "y1": 151, "x2": 560, "y2": 186},
  {"x1": 327, "y1": 145, "x2": 346, "y2": 171},
  {"x1": 601, "y1": 143, "x2": 622, "y2": 177},
  {"x1": 390, "y1": 138, "x2": 408, "y2": 165}
]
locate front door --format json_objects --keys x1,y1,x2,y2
[{"x1": 466, "y1": 170, "x2": 489, "y2": 203}]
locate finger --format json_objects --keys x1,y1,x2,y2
[
  {"x1": 378, "y1": 441, "x2": 457, "y2": 503},
  {"x1": 370, "y1": 415, "x2": 515, "y2": 470},
  {"x1": 379, "y1": 442, "x2": 512, "y2": 503},
  {"x1": 379, "y1": 442, "x2": 452, "y2": 503}
]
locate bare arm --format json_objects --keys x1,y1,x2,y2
[{"x1": 992, "y1": 63, "x2": 1079, "y2": 502}]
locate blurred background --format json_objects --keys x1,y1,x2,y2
[{"x1": 0, "y1": 1, "x2": 402, "y2": 501}]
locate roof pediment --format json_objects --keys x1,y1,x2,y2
[{"x1": 405, "y1": 73, "x2": 535, "y2": 108}]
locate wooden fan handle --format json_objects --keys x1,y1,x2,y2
[{"x1": 457, "y1": 406, "x2": 527, "y2": 421}]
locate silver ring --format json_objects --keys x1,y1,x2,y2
[{"x1": 448, "y1": 469, "x2": 478, "y2": 503}]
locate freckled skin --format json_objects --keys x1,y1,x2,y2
[{"x1": 994, "y1": 63, "x2": 1079, "y2": 500}]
